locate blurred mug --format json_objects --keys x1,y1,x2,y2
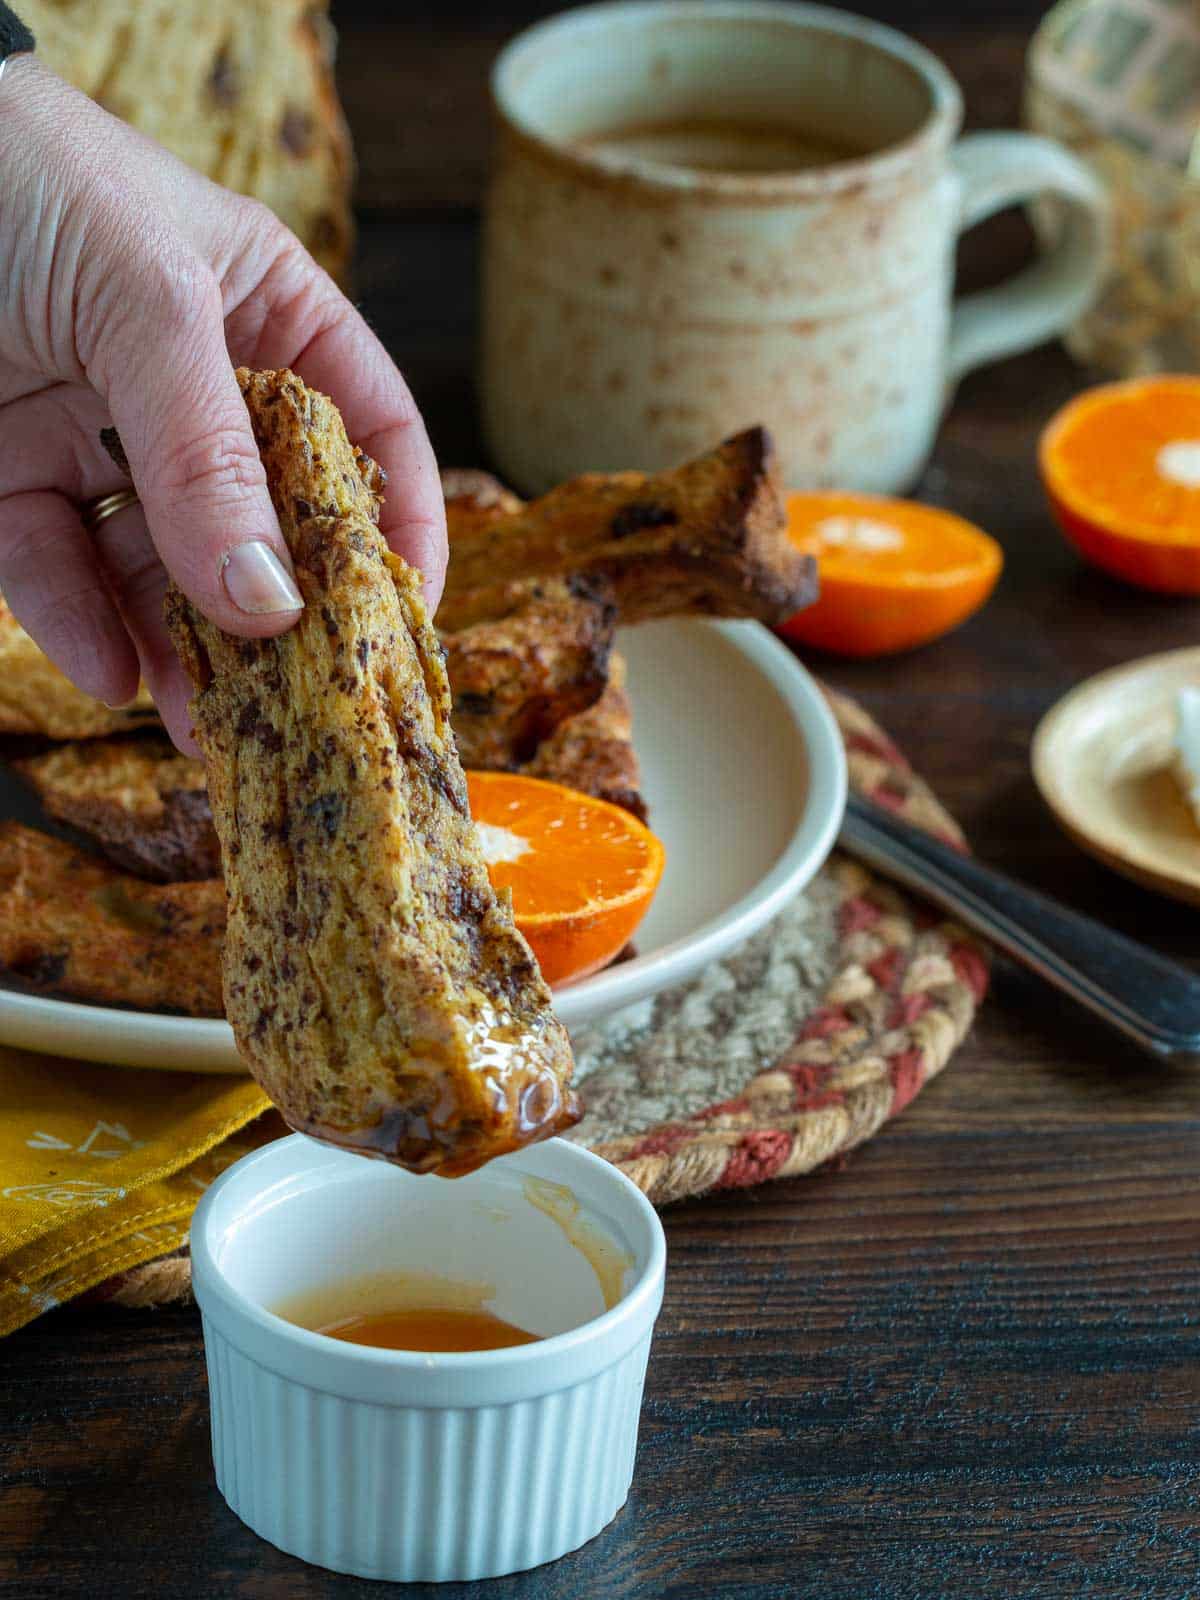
[{"x1": 482, "y1": 0, "x2": 1108, "y2": 493}]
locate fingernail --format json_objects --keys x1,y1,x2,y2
[{"x1": 220, "y1": 541, "x2": 303, "y2": 615}]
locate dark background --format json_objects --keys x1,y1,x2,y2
[{"x1": 335, "y1": 1, "x2": 1052, "y2": 27}]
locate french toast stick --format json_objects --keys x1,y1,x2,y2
[
  {"x1": 437, "y1": 428, "x2": 812, "y2": 632},
  {"x1": 445, "y1": 576, "x2": 615, "y2": 769},
  {"x1": 0, "y1": 822, "x2": 224, "y2": 1014},
  {"x1": 522, "y1": 654, "x2": 646, "y2": 820},
  {"x1": 14, "y1": 737, "x2": 219, "y2": 883},
  {"x1": 165, "y1": 368, "x2": 577, "y2": 1176}
]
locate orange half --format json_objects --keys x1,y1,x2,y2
[
  {"x1": 466, "y1": 771, "x2": 665, "y2": 987},
  {"x1": 778, "y1": 491, "x2": 1003, "y2": 657},
  {"x1": 1040, "y1": 376, "x2": 1200, "y2": 593}
]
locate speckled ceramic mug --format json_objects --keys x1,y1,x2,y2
[{"x1": 482, "y1": 0, "x2": 1108, "y2": 493}]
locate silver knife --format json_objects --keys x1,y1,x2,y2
[{"x1": 839, "y1": 792, "x2": 1200, "y2": 1062}]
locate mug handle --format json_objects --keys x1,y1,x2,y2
[{"x1": 947, "y1": 131, "x2": 1109, "y2": 385}]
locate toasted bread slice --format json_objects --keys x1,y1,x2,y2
[
  {"x1": 166, "y1": 368, "x2": 576, "y2": 1176},
  {"x1": 0, "y1": 597, "x2": 158, "y2": 740},
  {"x1": 442, "y1": 469, "x2": 642, "y2": 809},
  {"x1": 523, "y1": 653, "x2": 646, "y2": 820},
  {"x1": 14, "y1": 737, "x2": 218, "y2": 883},
  {"x1": 437, "y1": 428, "x2": 812, "y2": 632},
  {"x1": 445, "y1": 504, "x2": 616, "y2": 770},
  {"x1": 0, "y1": 822, "x2": 224, "y2": 1014},
  {"x1": 445, "y1": 575, "x2": 616, "y2": 770}
]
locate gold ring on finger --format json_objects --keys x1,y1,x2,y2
[{"x1": 80, "y1": 487, "x2": 141, "y2": 535}]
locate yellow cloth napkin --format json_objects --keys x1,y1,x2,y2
[{"x1": 0, "y1": 1046, "x2": 270, "y2": 1336}]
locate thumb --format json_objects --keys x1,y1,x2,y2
[{"x1": 96, "y1": 266, "x2": 302, "y2": 638}]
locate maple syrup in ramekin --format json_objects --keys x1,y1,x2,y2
[{"x1": 317, "y1": 1304, "x2": 540, "y2": 1352}]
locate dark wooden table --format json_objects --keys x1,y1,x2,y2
[{"x1": 7, "y1": 13, "x2": 1200, "y2": 1599}]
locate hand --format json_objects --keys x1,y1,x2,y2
[{"x1": 0, "y1": 57, "x2": 446, "y2": 751}]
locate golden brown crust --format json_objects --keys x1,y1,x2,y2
[
  {"x1": 0, "y1": 598, "x2": 158, "y2": 740},
  {"x1": 437, "y1": 428, "x2": 813, "y2": 632},
  {"x1": 14, "y1": 738, "x2": 219, "y2": 883},
  {"x1": 445, "y1": 576, "x2": 616, "y2": 770},
  {"x1": 0, "y1": 823, "x2": 224, "y2": 1015},
  {"x1": 523, "y1": 654, "x2": 647, "y2": 820},
  {"x1": 165, "y1": 368, "x2": 576, "y2": 1176}
]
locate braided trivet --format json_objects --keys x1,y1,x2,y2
[{"x1": 96, "y1": 684, "x2": 988, "y2": 1311}]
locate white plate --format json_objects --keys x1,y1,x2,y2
[
  {"x1": 0, "y1": 619, "x2": 846, "y2": 1073},
  {"x1": 1032, "y1": 646, "x2": 1200, "y2": 908}
]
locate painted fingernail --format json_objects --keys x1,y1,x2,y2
[{"x1": 220, "y1": 541, "x2": 303, "y2": 615}]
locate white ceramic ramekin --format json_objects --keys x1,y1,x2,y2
[{"x1": 191, "y1": 1134, "x2": 666, "y2": 1583}]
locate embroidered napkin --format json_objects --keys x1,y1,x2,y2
[{"x1": 0, "y1": 1046, "x2": 270, "y2": 1336}]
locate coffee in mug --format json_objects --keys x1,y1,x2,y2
[{"x1": 573, "y1": 118, "x2": 871, "y2": 173}]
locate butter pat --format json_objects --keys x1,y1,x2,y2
[{"x1": 1172, "y1": 686, "x2": 1200, "y2": 829}]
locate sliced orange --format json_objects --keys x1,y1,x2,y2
[
  {"x1": 1040, "y1": 376, "x2": 1200, "y2": 594},
  {"x1": 466, "y1": 771, "x2": 665, "y2": 987},
  {"x1": 777, "y1": 492, "x2": 1003, "y2": 657}
]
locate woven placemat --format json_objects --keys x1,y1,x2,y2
[{"x1": 96, "y1": 685, "x2": 988, "y2": 1311}]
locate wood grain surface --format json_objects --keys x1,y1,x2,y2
[{"x1": 6, "y1": 12, "x2": 1200, "y2": 1599}]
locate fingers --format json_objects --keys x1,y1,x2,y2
[
  {"x1": 356, "y1": 412, "x2": 449, "y2": 614},
  {"x1": 141, "y1": 659, "x2": 201, "y2": 758},
  {"x1": 94, "y1": 262, "x2": 305, "y2": 640},
  {"x1": 0, "y1": 382, "x2": 117, "y2": 503},
  {"x1": 298, "y1": 314, "x2": 448, "y2": 609},
  {"x1": 87, "y1": 499, "x2": 173, "y2": 681},
  {"x1": 0, "y1": 385, "x2": 201, "y2": 745},
  {"x1": 227, "y1": 247, "x2": 448, "y2": 612},
  {"x1": 0, "y1": 489, "x2": 139, "y2": 705},
  {"x1": 84, "y1": 498, "x2": 200, "y2": 754}
]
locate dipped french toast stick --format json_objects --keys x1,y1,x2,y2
[{"x1": 166, "y1": 368, "x2": 577, "y2": 1176}]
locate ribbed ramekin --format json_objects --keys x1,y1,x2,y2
[{"x1": 191, "y1": 1134, "x2": 666, "y2": 1583}]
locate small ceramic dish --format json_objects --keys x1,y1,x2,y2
[
  {"x1": 1032, "y1": 646, "x2": 1200, "y2": 907},
  {"x1": 191, "y1": 1134, "x2": 666, "y2": 1583},
  {"x1": 0, "y1": 618, "x2": 846, "y2": 1071}
]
